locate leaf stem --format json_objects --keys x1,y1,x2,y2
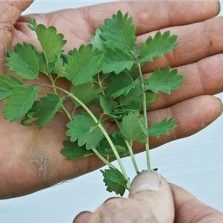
[
  {"x1": 48, "y1": 74, "x2": 72, "y2": 120},
  {"x1": 92, "y1": 148, "x2": 115, "y2": 169},
  {"x1": 41, "y1": 83, "x2": 129, "y2": 181},
  {"x1": 137, "y1": 63, "x2": 152, "y2": 170},
  {"x1": 125, "y1": 140, "x2": 140, "y2": 174}
]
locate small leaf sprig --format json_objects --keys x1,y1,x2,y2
[{"x1": 0, "y1": 11, "x2": 183, "y2": 196}]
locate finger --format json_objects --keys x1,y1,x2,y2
[
  {"x1": 150, "y1": 53, "x2": 223, "y2": 110},
  {"x1": 89, "y1": 171, "x2": 174, "y2": 223},
  {"x1": 171, "y1": 184, "x2": 223, "y2": 223},
  {"x1": 0, "y1": 0, "x2": 33, "y2": 72},
  {"x1": 140, "y1": 16, "x2": 223, "y2": 72},
  {"x1": 86, "y1": 0, "x2": 220, "y2": 35},
  {"x1": 73, "y1": 211, "x2": 92, "y2": 223},
  {"x1": 135, "y1": 95, "x2": 222, "y2": 151}
]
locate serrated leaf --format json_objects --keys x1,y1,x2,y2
[
  {"x1": 3, "y1": 85, "x2": 39, "y2": 121},
  {"x1": 61, "y1": 141, "x2": 94, "y2": 161},
  {"x1": 35, "y1": 24, "x2": 66, "y2": 63},
  {"x1": 66, "y1": 114, "x2": 104, "y2": 150},
  {"x1": 91, "y1": 28, "x2": 104, "y2": 51},
  {"x1": 144, "y1": 67, "x2": 183, "y2": 94},
  {"x1": 6, "y1": 43, "x2": 39, "y2": 80},
  {"x1": 102, "y1": 48, "x2": 135, "y2": 74},
  {"x1": 100, "y1": 11, "x2": 136, "y2": 53},
  {"x1": 106, "y1": 73, "x2": 135, "y2": 98},
  {"x1": 120, "y1": 112, "x2": 147, "y2": 143},
  {"x1": 71, "y1": 82, "x2": 101, "y2": 106},
  {"x1": 0, "y1": 74, "x2": 22, "y2": 100},
  {"x1": 31, "y1": 93, "x2": 63, "y2": 127},
  {"x1": 138, "y1": 31, "x2": 177, "y2": 64},
  {"x1": 149, "y1": 118, "x2": 176, "y2": 138},
  {"x1": 64, "y1": 45, "x2": 104, "y2": 86},
  {"x1": 53, "y1": 55, "x2": 65, "y2": 76},
  {"x1": 101, "y1": 167, "x2": 128, "y2": 196}
]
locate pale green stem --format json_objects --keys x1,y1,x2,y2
[
  {"x1": 137, "y1": 63, "x2": 152, "y2": 170},
  {"x1": 42, "y1": 84, "x2": 129, "y2": 181},
  {"x1": 125, "y1": 140, "x2": 140, "y2": 174},
  {"x1": 92, "y1": 148, "x2": 116, "y2": 169},
  {"x1": 48, "y1": 74, "x2": 72, "y2": 120}
]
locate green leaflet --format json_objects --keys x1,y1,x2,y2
[
  {"x1": 71, "y1": 82, "x2": 101, "y2": 106},
  {"x1": 138, "y1": 31, "x2": 177, "y2": 64},
  {"x1": 3, "y1": 85, "x2": 39, "y2": 121},
  {"x1": 101, "y1": 167, "x2": 128, "y2": 196},
  {"x1": 120, "y1": 112, "x2": 148, "y2": 143},
  {"x1": 105, "y1": 73, "x2": 135, "y2": 98},
  {"x1": 100, "y1": 11, "x2": 136, "y2": 53},
  {"x1": 0, "y1": 74, "x2": 22, "y2": 100},
  {"x1": 64, "y1": 45, "x2": 104, "y2": 86},
  {"x1": 91, "y1": 28, "x2": 105, "y2": 51},
  {"x1": 144, "y1": 68, "x2": 183, "y2": 94},
  {"x1": 61, "y1": 141, "x2": 94, "y2": 161},
  {"x1": 35, "y1": 24, "x2": 66, "y2": 63},
  {"x1": 66, "y1": 114, "x2": 104, "y2": 150},
  {"x1": 149, "y1": 118, "x2": 176, "y2": 138},
  {"x1": 30, "y1": 93, "x2": 63, "y2": 127},
  {"x1": 6, "y1": 43, "x2": 39, "y2": 80}
]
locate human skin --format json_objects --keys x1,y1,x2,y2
[
  {"x1": 0, "y1": 0, "x2": 223, "y2": 198},
  {"x1": 74, "y1": 171, "x2": 223, "y2": 223}
]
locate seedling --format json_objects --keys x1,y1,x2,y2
[{"x1": 0, "y1": 11, "x2": 183, "y2": 196}]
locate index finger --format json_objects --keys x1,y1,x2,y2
[{"x1": 86, "y1": 0, "x2": 220, "y2": 35}]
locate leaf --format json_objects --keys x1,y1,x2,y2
[
  {"x1": 149, "y1": 118, "x2": 176, "y2": 138},
  {"x1": 120, "y1": 112, "x2": 148, "y2": 143},
  {"x1": 35, "y1": 24, "x2": 66, "y2": 63},
  {"x1": 64, "y1": 45, "x2": 104, "y2": 86},
  {"x1": 6, "y1": 43, "x2": 39, "y2": 80},
  {"x1": 102, "y1": 48, "x2": 135, "y2": 74},
  {"x1": 71, "y1": 82, "x2": 101, "y2": 106},
  {"x1": 66, "y1": 114, "x2": 104, "y2": 150},
  {"x1": 101, "y1": 167, "x2": 128, "y2": 196},
  {"x1": 61, "y1": 141, "x2": 94, "y2": 160},
  {"x1": 3, "y1": 85, "x2": 39, "y2": 121},
  {"x1": 144, "y1": 67, "x2": 183, "y2": 94},
  {"x1": 53, "y1": 55, "x2": 65, "y2": 76},
  {"x1": 100, "y1": 96, "x2": 113, "y2": 115},
  {"x1": 0, "y1": 74, "x2": 22, "y2": 100},
  {"x1": 31, "y1": 93, "x2": 63, "y2": 127},
  {"x1": 138, "y1": 31, "x2": 177, "y2": 64},
  {"x1": 100, "y1": 11, "x2": 136, "y2": 53},
  {"x1": 91, "y1": 28, "x2": 105, "y2": 51},
  {"x1": 28, "y1": 17, "x2": 37, "y2": 31},
  {"x1": 105, "y1": 73, "x2": 135, "y2": 98}
]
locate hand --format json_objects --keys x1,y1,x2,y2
[
  {"x1": 0, "y1": 0, "x2": 222, "y2": 198},
  {"x1": 74, "y1": 171, "x2": 223, "y2": 223}
]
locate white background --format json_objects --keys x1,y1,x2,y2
[{"x1": 0, "y1": 1, "x2": 223, "y2": 223}]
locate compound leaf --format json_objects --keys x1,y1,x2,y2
[
  {"x1": 3, "y1": 85, "x2": 39, "y2": 121},
  {"x1": 64, "y1": 45, "x2": 104, "y2": 86},
  {"x1": 66, "y1": 114, "x2": 104, "y2": 150},
  {"x1": 149, "y1": 118, "x2": 176, "y2": 138},
  {"x1": 139, "y1": 31, "x2": 177, "y2": 64},
  {"x1": 101, "y1": 167, "x2": 128, "y2": 196},
  {"x1": 144, "y1": 67, "x2": 183, "y2": 94},
  {"x1": 6, "y1": 43, "x2": 39, "y2": 80}
]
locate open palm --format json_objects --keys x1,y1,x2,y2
[{"x1": 0, "y1": 0, "x2": 222, "y2": 198}]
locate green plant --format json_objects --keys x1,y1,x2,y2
[{"x1": 0, "y1": 11, "x2": 183, "y2": 196}]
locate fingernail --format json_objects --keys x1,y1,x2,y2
[
  {"x1": 73, "y1": 211, "x2": 91, "y2": 223},
  {"x1": 129, "y1": 170, "x2": 162, "y2": 196},
  {"x1": 215, "y1": 97, "x2": 223, "y2": 114}
]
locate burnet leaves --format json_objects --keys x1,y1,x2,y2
[{"x1": 0, "y1": 11, "x2": 183, "y2": 196}]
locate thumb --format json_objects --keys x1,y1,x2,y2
[
  {"x1": 0, "y1": 0, "x2": 33, "y2": 72},
  {"x1": 129, "y1": 170, "x2": 175, "y2": 223}
]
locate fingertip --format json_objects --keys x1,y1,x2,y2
[{"x1": 73, "y1": 211, "x2": 92, "y2": 223}]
